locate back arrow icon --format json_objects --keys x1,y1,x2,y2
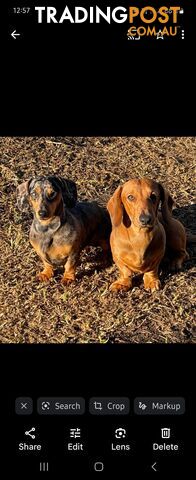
[
  {"x1": 151, "y1": 462, "x2": 157, "y2": 472},
  {"x1": 11, "y1": 30, "x2": 20, "y2": 39}
]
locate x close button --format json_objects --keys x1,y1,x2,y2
[{"x1": 15, "y1": 397, "x2": 33, "y2": 415}]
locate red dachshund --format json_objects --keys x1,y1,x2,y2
[{"x1": 107, "y1": 179, "x2": 188, "y2": 292}]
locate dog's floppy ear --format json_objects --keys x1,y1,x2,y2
[
  {"x1": 158, "y1": 183, "x2": 175, "y2": 223},
  {"x1": 61, "y1": 179, "x2": 77, "y2": 208},
  {"x1": 107, "y1": 185, "x2": 123, "y2": 227},
  {"x1": 17, "y1": 179, "x2": 32, "y2": 211},
  {"x1": 49, "y1": 176, "x2": 77, "y2": 208}
]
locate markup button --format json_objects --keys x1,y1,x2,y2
[{"x1": 134, "y1": 397, "x2": 185, "y2": 415}]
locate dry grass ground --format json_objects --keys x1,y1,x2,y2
[{"x1": 0, "y1": 136, "x2": 195, "y2": 344}]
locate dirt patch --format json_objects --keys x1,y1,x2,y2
[{"x1": 0, "y1": 136, "x2": 195, "y2": 343}]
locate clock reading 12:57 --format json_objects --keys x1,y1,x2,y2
[{"x1": 13, "y1": 7, "x2": 31, "y2": 14}]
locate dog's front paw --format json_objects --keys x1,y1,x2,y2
[
  {"x1": 144, "y1": 277, "x2": 161, "y2": 292},
  {"x1": 61, "y1": 275, "x2": 75, "y2": 286},
  {"x1": 36, "y1": 271, "x2": 53, "y2": 282},
  {"x1": 109, "y1": 279, "x2": 131, "y2": 292}
]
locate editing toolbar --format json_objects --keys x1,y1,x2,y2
[{"x1": 15, "y1": 396, "x2": 185, "y2": 415}]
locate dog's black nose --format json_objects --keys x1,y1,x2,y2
[
  {"x1": 139, "y1": 213, "x2": 152, "y2": 226},
  {"x1": 38, "y1": 209, "x2": 48, "y2": 219}
]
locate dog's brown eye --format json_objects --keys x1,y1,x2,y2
[
  {"x1": 127, "y1": 195, "x2": 134, "y2": 201},
  {"x1": 47, "y1": 191, "x2": 56, "y2": 200},
  {"x1": 150, "y1": 193, "x2": 157, "y2": 203}
]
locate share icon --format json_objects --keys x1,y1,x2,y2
[{"x1": 24, "y1": 427, "x2": 36, "y2": 440}]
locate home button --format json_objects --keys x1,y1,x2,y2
[{"x1": 94, "y1": 462, "x2": 104, "y2": 472}]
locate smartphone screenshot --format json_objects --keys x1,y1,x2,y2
[{"x1": 1, "y1": 0, "x2": 195, "y2": 476}]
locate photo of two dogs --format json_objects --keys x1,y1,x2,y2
[
  {"x1": 0, "y1": 137, "x2": 195, "y2": 343},
  {"x1": 17, "y1": 176, "x2": 189, "y2": 293}
]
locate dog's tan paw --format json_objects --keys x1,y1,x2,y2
[
  {"x1": 36, "y1": 271, "x2": 53, "y2": 282},
  {"x1": 109, "y1": 280, "x2": 131, "y2": 292},
  {"x1": 61, "y1": 275, "x2": 75, "y2": 286},
  {"x1": 144, "y1": 278, "x2": 161, "y2": 292}
]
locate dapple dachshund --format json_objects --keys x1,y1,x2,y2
[{"x1": 17, "y1": 176, "x2": 111, "y2": 284}]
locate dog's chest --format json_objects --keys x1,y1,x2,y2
[
  {"x1": 30, "y1": 226, "x2": 72, "y2": 266},
  {"x1": 123, "y1": 248, "x2": 149, "y2": 272},
  {"x1": 113, "y1": 229, "x2": 156, "y2": 272},
  {"x1": 47, "y1": 242, "x2": 72, "y2": 264}
]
